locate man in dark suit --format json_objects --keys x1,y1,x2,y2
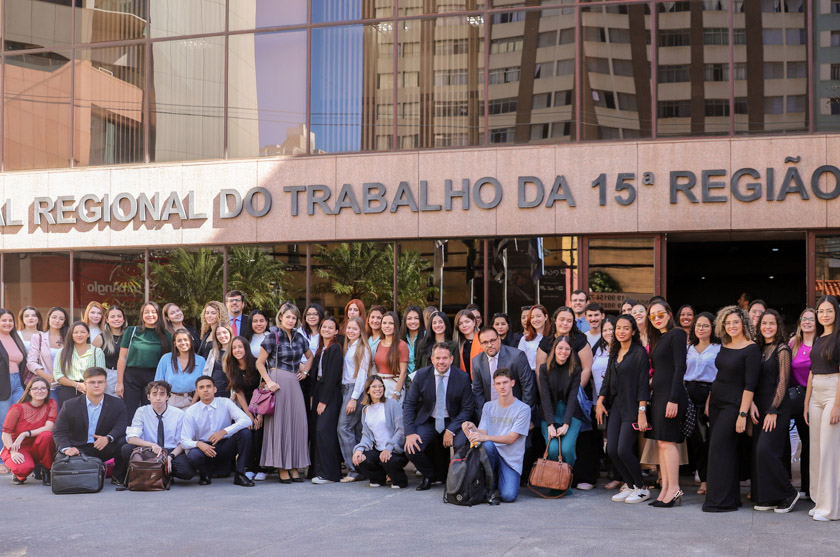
[
  {"x1": 404, "y1": 342, "x2": 474, "y2": 491},
  {"x1": 225, "y1": 290, "x2": 251, "y2": 338},
  {"x1": 53, "y1": 366, "x2": 128, "y2": 484},
  {"x1": 471, "y1": 327, "x2": 537, "y2": 421}
]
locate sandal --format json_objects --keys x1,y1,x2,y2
[{"x1": 697, "y1": 482, "x2": 707, "y2": 495}]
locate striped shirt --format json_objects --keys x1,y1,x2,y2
[{"x1": 53, "y1": 346, "x2": 106, "y2": 382}]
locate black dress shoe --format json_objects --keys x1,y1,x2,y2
[
  {"x1": 234, "y1": 473, "x2": 255, "y2": 487},
  {"x1": 33, "y1": 465, "x2": 43, "y2": 481},
  {"x1": 42, "y1": 472, "x2": 51, "y2": 487},
  {"x1": 12, "y1": 476, "x2": 25, "y2": 485},
  {"x1": 278, "y1": 476, "x2": 292, "y2": 484},
  {"x1": 488, "y1": 490, "x2": 501, "y2": 506},
  {"x1": 199, "y1": 475, "x2": 212, "y2": 485},
  {"x1": 291, "y1": 476, "x2": 304, "y2": 483},
  {"x1": 415, "y1": 477, "x2": 432, "y2": 491}
]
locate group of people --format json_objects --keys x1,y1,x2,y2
[{"x1": 0, "y1": 290, "x2": 838, "y2": 521}]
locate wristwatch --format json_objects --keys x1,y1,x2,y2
[
  {"x1": 638, "y1": 406, "x2": 647, "y2": 412},
  {"x1": 738, "y1": 411, "x2": 747, "y2": 418}
]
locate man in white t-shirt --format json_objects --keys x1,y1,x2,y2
[
  {"x1": 461, "y1": 368, "x2": 530, "y2": 503},
  {"x1": 584, "y1": 302, "x2": 605, "y2": 348}
]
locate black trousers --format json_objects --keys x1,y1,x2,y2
[
  {"x1": 573, "y1": 408, "x2": 602, "y2": 485},
  {"x1": 606, "y1": 413, "x2": 644, "y2": 489},
  {"x1": 311, "y1": 384, "x2": 342, "y2": 482},
  {"x1": 406, "y1": 420, "x2": 467, "y2": 482},
  {"x1": 185, "y1": 429, "x2": 252, "y2": 477},
  {"x1": 248, "y1": 425, "x2": 266, "y2": 473},
  {"x1": 788, "y1": 390, "x2": 809, "y2": 494},
  {"x1": 751, "y1": 409, "x2": 797, "y2": 505},
  {"x1": 75, "y1": 440, "x2": 127, "y2": 481},
  {"x1": 123, "y1": 367, "x2": 156, "y2": 422},
  {"x1": 58, "y1": 385, "x2": 84, "y2": 406},
  {"x1": 685, "y1": 381, "x2": 712, "y2": 482},
  {"x1": 119, "y1": 443, "x2": 195, "y2": 481},
  {"x1": 360, "y1": 449, "x2": 409, "y2": 487},
  {"x1": 703, "y1": 404, "x2": 743, "y2": 512}
]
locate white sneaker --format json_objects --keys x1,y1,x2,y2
[
  {"x1": 813, "y1": 513, "x2": 830, "y2": 522},
  {"x1": 391, "y1": 484, "x2": 402, "y2": 489},
  {"x1": 809, "y1": 508, "x2": 816, "y2": 517},
  {"x1": 311, "y1": 476, "x2": 335, "y2": 484},
  {"x1": 753, "y1": 504, "x2": 775, "y2": 512},
  {"x1": 625, "y1": 487, "x2": 651, "y2": 504},
  {"x1": 576, "y1": 482, "x2": 594, "y2": 491},
  {"x1": 611, "y1": 485, "x2": 633, "y2": 502},
  {"x1": 369, "y1": 482, "x2": 382, "y2": 487},
  {"x1": 245, "y1": 471, "x2": 255, "y2": 480},
  {"x1": 254, "y1": 472, "x2": 267, "y2": 481}
]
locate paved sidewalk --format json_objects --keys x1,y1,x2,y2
[{"x1": 0, "y1": 475, "x2": 834, "y2": 556}]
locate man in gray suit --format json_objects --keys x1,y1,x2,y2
[{"x1": 471, "y1": 327, "x2": 537, "y2": 422}]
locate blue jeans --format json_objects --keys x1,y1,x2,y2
[
  {"x1": 540, "y1": 401, "x2": 582, "y2": 466},
  {"x1": 0, "y1": 374, "x2": 26, "y2": 450},
  {"x1": 482, "y1": 440, "x2": 521, "y2": 502}
]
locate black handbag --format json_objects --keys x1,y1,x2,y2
[
  {"x1": 681, "y1": 385, "x2": 697, "y2": 439},
  {"x1": 51, "y1": 452, "x2": 105, "y2": 494}
]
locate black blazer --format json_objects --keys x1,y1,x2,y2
[
  {"x1": 230, "y1": 315, "x2": 252, "y2": 340},
  {"x1": 599, "y1": 343, "x2": 651, "y2": 422},
  {"x1": 471, "y1": 344, "x2": 537, "y2": 420},
  {"x1": 53, "y1": 394, "x2": 128, "y2": 452},
  {"x1": 0, "y1": 334, "x2": 26, "y2": 401},
  {"x1": 538, "y1": 362, "x2": 583, "y2": 426},
  {"x1": 313, "y1": 343, "x2": 344, "y2": 407},
  {"x1": 404, "y1": 365, "x2": 474, "y2": 436}
]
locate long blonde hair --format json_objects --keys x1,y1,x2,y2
[
  {"x1": 343, "y1": 317, "x2": 370, "y2": 379},
  {"x1": 200, "y1": 301, "x2": 229, "y2": 338}
]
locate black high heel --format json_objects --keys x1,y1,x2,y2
[{"x1": 659, "y1": 490, "x2": 683, "y2": 508}]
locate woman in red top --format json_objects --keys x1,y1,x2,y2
[
  {"x1": 1, "y1": 376, "x2": 57, "y2": 485},
  {"x1": 373, "y1": 311, "x2": 408, "y2": 401}
]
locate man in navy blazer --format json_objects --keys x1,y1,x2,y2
[
  {"x1": 53, "y1": 367, "x2": 128, "y2": 484},
  {"x1": 404, "y1": 342, "x2": 474, "y2": 491},
  {"x1": 471, "y1": 327, "x2": 536, "y2": 421}
]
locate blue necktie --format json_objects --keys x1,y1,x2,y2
[{"x1": 435, "y1": 373, "x2": 446, "y2": 434}]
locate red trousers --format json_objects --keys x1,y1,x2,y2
[{"x1": 1, "y1": 431, "x2": 56, "y2": 480}]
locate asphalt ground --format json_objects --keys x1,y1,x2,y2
[{"x1": 0, "y1": 468, "x2": 835, "y2": 556}]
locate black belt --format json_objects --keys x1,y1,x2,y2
[{"x1": 685, "y1": 381, "x2": 712, "y2": 386}]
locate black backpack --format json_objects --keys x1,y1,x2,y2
[{"x1": 443, "y1": 443, "x2": 495, "y2": 506}]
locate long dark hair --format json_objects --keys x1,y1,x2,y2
[
  {"x1": 647, "y1": 300, "x2": 676, "y2": 360},
  {"x1": 45, "y1": 306, "x2": 70, "y2": 341},
  {"x1": 689, "y1": 312, "x2": 720, "y2": 346},
  {"x1": 756, "y1": 309, "x2": 787, "y2": 350},
  {"x1": 224, "y1": 336, "x2": 259, "y2": 393},
  {"x1": 608, "y1": 315, "x2": 642, "y2": 363},
  {"x1": 246, "y1": 309, "x2": 271, "y2": 340},
  {"x1": 0, "y1": 308, "x2": 28, "y2": 362},
  {"x1": 101, "y1": 306, "x2": 126, "y2": 355},
  {"x1": 400, "y1": 305, "x2": 426, "y2": 346},
  {"x1": 546, "y1": 336, "x2": 578, "y2": 377},
  {"x1": 138, "y1": 301, "x2": 170, "y2": 352},
  {"x1": 420, "y1": 311, "x2": 452, "y2": 360},
  {"x1": 17, "y1": 306, "x2": 43, "y2": 332},
  {"x1": 315, "y1": 316, "x2": 340, "y2": 356},
  {"x1": 60, "y1": 321, "x2": 90, "y2": 374},
  {"x1": 381, "y1": 311, "x2": 403, "y2": 376},
  {"x1": 301, "y1": 303, "x2": 324, "y2": 337},
  {"x1": 594, "y1": 315, "x2": 617, "y2": 355},
  {"x1": 170, "y1": 328, "x2": 197, "y2": 374},
  {"x1": 18, "y1": 376, "x2": 52, "y2": 404},
  {"x1": 816, "y1": 295, "x2": 840, "y2": 364},
  {"x1": 548, "y1": 306, "x2": 581, "y2": 341}
]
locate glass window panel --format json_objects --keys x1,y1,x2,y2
[
  {"x1": 150, "y1": 37, "x2": 225, "y2": 162},
  {"x1": 4, "y1": 0, "x2": 73, "y2": 51},
  {"x1": 73, "y1": 250, "x2": 145, "y2": 319},
  {"x1": 313, "y1": 0, "x2": 395, "y2": 23},
  {"x1": 76, "y1": 0, "x2": 148, "y2": 44},
  {"x1": 312, "y1": 23, "x2": 394, "y2": 153},
  {"x1": 74, "y1": 45, "x2": 145, "y2": 167},
  {"x1": 4, "y1": 50, "x2": 72, "y2": 170},
  {"x1": 583, "y1": 3, "x2": 652, "y2": 141},
  {"x1": 400, "y1": 0, "x2": 485, "y2": 16},
  {"x1": 588, "y1": 238, "x2": 654, "y2": 308},
  {"x1": 5, "y1": 252, "x2": 71, "y2": 319},
  {"x1": 658, "y1": 0, "x2": 730, "y2": 137},
  {"x1": 815, "y1": 2, "x2": 840, "y2": 131},
  {"x1": 397, "y1": 16, "x2": 483, "y2": 150},
  {"x1": 734, "y1": 1, "x2": 807, "y2": 134},
  {"x1": 229, "y1": 0, "x2": 307, "y2": 31},
  {"x1": 487, "y1": 9, "x2": 574, "y2": 145},
  {"x1": 228, "y1": 31, "x2": 307, "y2": 158},
  {"x1": 149, "y1": 0, "x2": 224, "y2": 38},
  {"x1": 816, "y1": 237, "x2": 840, "y2": 298}
]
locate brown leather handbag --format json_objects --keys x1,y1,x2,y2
[
  {"x1": 126, "y1": 448, "x2": 171, "y2": 491},
  {"x1": 527, "y1": 445, "x2": 573, "y2": 499}
]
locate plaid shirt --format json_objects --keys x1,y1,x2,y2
[{"x1": 260, "y1": 328, "x2": 310, "y2": 372}]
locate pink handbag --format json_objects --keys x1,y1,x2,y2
[{"x1": 248, "y1": 386, "x2": 275, "y2": 415}]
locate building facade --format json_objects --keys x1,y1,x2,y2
[{"x1": 2, "y1": 0, "x2": 840, "y2": 323}]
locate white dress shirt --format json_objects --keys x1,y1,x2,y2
[
  {"x1": 180, "y1": 397, "x2": 252, "y2": 449},
  {"x1": 342, "y1": 340, "x2": 370, "y2": 400},
  {"x1": 434, "y1": 369, "x2": 450, "y2": 418},
  {"x1": 126, "y1": 404, "x2": 185, "y2": 449},
  {"x1": 685, "y1": 343, "x2": 722, "y2": 383}
]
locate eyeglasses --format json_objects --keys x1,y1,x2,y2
[
  {"x1": 479, "y1": 339, "x2": 499, "y2": 346},
  {"x1": 801, "y1": 317, "x2": 816, "y2": 322},
  {"x1": 649, "y1": 311, "x2": 668, "y2": 321},
  {"x1": 30, "y1": 386, "x2": 48, "y2": 392}
]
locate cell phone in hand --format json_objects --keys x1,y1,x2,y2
[{"x1": 631, "y1": 423, "x2": 652, "y2": 431}]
